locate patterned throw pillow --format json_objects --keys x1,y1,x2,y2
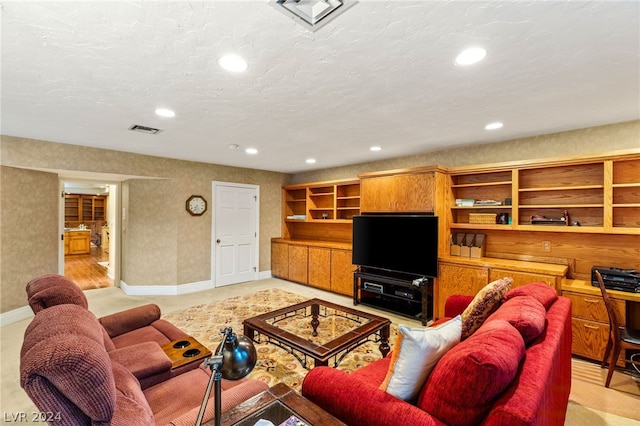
[
  {"x1": 379, "y1": 316, "x2": 462, "y2": 401},
  {"x1": 460, "y1": 277, "x2": 512, "y2": 339}
]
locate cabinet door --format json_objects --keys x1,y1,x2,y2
[
  {"x1": 288, "y1": 245, "x2": 308, "y2": 284},
  {"x1": 361, "y1": 173, "x2": 434, "y2": 212},
  {"x1": 68, "y1": 232, "x2": 90, "y2": 255},
  {"x1": 308, "y1": 247, "x2": 331, "y2": 291},
  {"x1": 271, "y1": 241, "x2": 289, "y2": 279},
  {"x1": 330, "y1": 249, "x2": 354, "y2": 296},
  {"x1": 489, "y1": 269, "x2": 557, "y2": 289},
  {"x1": 435, "y1": 263, "x2": 489, "y2": 318}
]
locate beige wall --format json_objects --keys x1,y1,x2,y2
[
  {"x1": 291, "y1": 120, "x2": 640, "y2": 183},
  {"x1": 1, "y1": 120, "x2": 638, "y2": 312},
  {"x1": 0, "y1": 136, "x2": 288, "y2": 312},
  {"x1": 0, "y1": 167, "x2": 59, "y2": 312}
]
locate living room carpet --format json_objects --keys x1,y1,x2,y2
[
  {"x1": 162, "y1": 288, "x2": 639, "y2": 424},
  {"x1": 162, "y1": 288, "x2": 397, "y2": 390}
]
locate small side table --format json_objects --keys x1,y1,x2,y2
[
  {"x1": 161, "y1": 336, "x2": 211, "y2": 370},
  {"x1": 217, "y1": 383, "x2": 346, "y2": 426}
]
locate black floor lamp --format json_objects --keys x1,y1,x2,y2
[{"x1": 195, "y1": 327, "x2": 257, "y2": 426}]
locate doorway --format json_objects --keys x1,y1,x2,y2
[
  {"x1": 61, "y1": 180, "x2": 118, "y2": 290},
  {"x1": 212, "y1": 182, "x2": 259, "y2": 287}
]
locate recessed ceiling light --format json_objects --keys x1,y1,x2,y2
[
  {"x1": 245, "y1": 148, "x2": 258, "y2": 155},
  {"x1": 485, "y1": 122, "x2": 504, "y2": 130},
  {"x1": 218, "y1": 54, "x2": 248, "y2": 72},
  {"x1": 155, "y1": 108, "x2": 175, "y2": 118},
  {"x1": 370, "y1": 146, "x2": 382, "y2": 152},
  {"x1": 306, "y1": 158, "x2": 317, "y2": 164},
  {"x1": 455, "y1": 47, "x2": 487, "y2": 66},
  {"x1": 228, "y1": 144, "x2": 240, "y2": 150}
]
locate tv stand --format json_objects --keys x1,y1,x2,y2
[{"x1": 353, "y1": 267, "x2": 433, "y2": 326}]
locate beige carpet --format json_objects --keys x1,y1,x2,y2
[{"x1": 163, "y1": 288, "x2": 640, "y2": 424}]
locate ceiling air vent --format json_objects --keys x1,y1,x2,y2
[{"x1": 129, "y1": 124, "x2": 161, "y2": 134}]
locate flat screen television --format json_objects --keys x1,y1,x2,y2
[{"x1": 352, "y1": 214, "x2": 438, "y2": 277}]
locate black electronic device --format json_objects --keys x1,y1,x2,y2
[
  {"x1": 591, "y1": 266, "x2": 640, "y2": 293},
  {"x1": 352, "y1": 214, "x2": 438, "y2": 278}
]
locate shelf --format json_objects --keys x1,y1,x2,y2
[
  {"x1": 452, "y1": 181, "x2": 511, "y2": 188},
  {"x1": 519, "y1": 204, "x2": 604, "y2": 208},
  {"x1": 309, "y1": 192, "x2": 334, "y2": 197},
  {"x1": 452, "y1": 205, "x2": 510, "y2": 209},
  {"x1": 519, "y1": 185, "x2": 604, "y2": 192}
]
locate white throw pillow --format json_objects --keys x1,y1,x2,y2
[{"x1": 379, "y1": 315, "x2": 462, "y2": 401}]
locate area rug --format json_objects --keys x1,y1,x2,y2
[{"x1": 162, "y1": 288, "x2": 398, "y2": 391}]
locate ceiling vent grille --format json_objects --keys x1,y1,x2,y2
[{"x1": 129, "y1": 124, "x2": 161, "y2": 134}]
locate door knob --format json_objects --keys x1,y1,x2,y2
[{"x1": 216, "y1": 239, "x2": 221, "y2": 244}]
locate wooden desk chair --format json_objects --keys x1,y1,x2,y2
[{"x1": 594, "y1": 270, "x2": 640, "y2": 387}]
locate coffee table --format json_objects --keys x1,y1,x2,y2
[
  {"x1": 216, "y1": 382, "x2": 347, "y2": 426},
  {"x1": 243, "y1": 298, "x2": 391, "y2": 369}
]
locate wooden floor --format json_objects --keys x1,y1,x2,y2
[{"x1": 64, "y1": 245, "x2": 113, "y2": 290}]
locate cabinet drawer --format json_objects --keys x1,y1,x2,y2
[
  {"x1": 571, "y1": 317, "x2": 609, "y2": 361},
  {"x1": 571, "y1": 318, "x2": 625, "y2": 366},
  {"x1": 564, "y1": 291, "x2": 626, "y2": 323}
]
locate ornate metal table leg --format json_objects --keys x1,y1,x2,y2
[
  {"x1": 379, "y1": 324, "x2": 391, "y2": 357},
  {"x1": 310, "y1": 303, "x2": 320, "y2": 337}
]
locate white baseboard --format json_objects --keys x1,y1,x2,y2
[
  {"x1": 0, "y1": 305, "x2": 34, "y2": 327},
  {"x1": 120, "y1": 280, "x2": 214, "y2": 296},
  {"x1": 2, "y1": 273, "x2": 273, "y2": 327}
]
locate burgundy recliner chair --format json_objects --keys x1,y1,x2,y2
[
  {"x1": 20, "y1": 303, "x2": 268, "y2": 425},
  {"x1": 26, "y1": 274, "x2": 191, "y2": 388}
]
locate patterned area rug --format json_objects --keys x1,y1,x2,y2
[{"x1": 162, "y1": 288, "x2": 398, "y2": 391}]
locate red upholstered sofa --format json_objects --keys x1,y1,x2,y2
[
  {"x1": 302, "y1": 283, "x2": 572, "y2": 426},
  {"x1": 20, "y1": 303, "x2": 268, "y2": 425},
  {"x1": 26, "y1": 274, "x2": 199, "y2": 388}
]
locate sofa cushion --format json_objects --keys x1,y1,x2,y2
[
  {"x1": 111, "y1": 360, "x2": 154, "y2": 423},
  {"x1": 486, "y1": 295, "x2": 547, "y2": 344},
  {"x1": 26, "y1": 274, "x2": 88, "y2": 313},
  {"x1": 379, "y1": 316, "x2": 462, "y2": 401},
  {"x1": 503, "y1": 282, "x2": 558, "y2": 310},
  {"x1": 461, "y1": 277, "x2": 512, "y2": 339},
  {"x1": 419, "y1": 319, "x2": 525, "y2": 426}
]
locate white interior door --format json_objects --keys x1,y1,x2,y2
[{"x1": 213, "y1": 182, "x2": 259, "y2": 287}]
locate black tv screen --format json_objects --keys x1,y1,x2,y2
[{"x1": 352, "y1": 214, "x2": 438, "y2": 277}]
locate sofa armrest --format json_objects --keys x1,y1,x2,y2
[
  {"x1": 108, "y1": 341, "x2": 172, "y2": 385},
  {"x1": 99, "y1": 304, "x2": 162, "y2": 337},
  {"x1": 302, "y1": 367, "x2": 446, "y2": 426},
  {"x1": 444, "y1": 295, "x2": 474, "y2": 317}
]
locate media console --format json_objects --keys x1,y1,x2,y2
[{"x1": 353, "y1": 267, "x2": 433, "y2": 326}]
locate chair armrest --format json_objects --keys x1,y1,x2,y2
[
  {"x1": 301, "y1": 367, "x2": 445, "y2": 426},
  {"x1": 108, "y1": 341, "x2": 172, "y2": 384},
  {"x1": 166, "y1": 378, "x2": 269, "y2": 426},
  {"x1": 99, "y1": 304, "x2": 162, "y2": 337}
]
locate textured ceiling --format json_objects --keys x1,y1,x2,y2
[{"x1": 2, "y1": 1, "x2": 639, "y2": 174}]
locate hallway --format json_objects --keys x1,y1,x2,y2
[{"x1": 64, "y1": 244, "x2": 113, "y2": 290}]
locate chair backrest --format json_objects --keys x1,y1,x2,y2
[
  {"x1": 20, "y1": 304, "x2": 154, "y2": 425},
  {"x1": 594, "y1": 270, "x2": 622, "y2": 341},
  {"x1": 26, "y1": 274, "x2": 88, "y2": 313}
]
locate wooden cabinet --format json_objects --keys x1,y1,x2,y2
[
  {"x1": 288, "y1": 245, "x2": 309, "y2": 284},
  {"x1": 436, "y1": 262, "x2": 488, "y2": 318},
  {"x1": 271, "y1": 241, "x2": 289, "y2": 279},
  {"x1": 435, "y1": 255, "x2": 568, "y2": 319},
  {"x1": 308, "y1": 247, "x2": 331, "y2": 291},
  {"x1": 330, "y1": 249, "x2": 355, "y2": 296},
  {"x1": 359, "y1": 168, "x2": 437, "y2": 212},
  {"x1": 562, "y1": 280, "x2": 629, "y2": 365},
  {"x1": 271, "y1": 239, "x2": 353, "y2": 296},
  {"x1": 64, "y1": 231, "x2": 91, "y2": 255}
]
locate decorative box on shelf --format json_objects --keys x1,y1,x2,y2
[{"x1": 469, "y1": 213, "x2": 497, "y2": 224}]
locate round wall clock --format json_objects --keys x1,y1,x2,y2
[{"x1": 186, "y1": 195, "x2": 207, "y2": 216}]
